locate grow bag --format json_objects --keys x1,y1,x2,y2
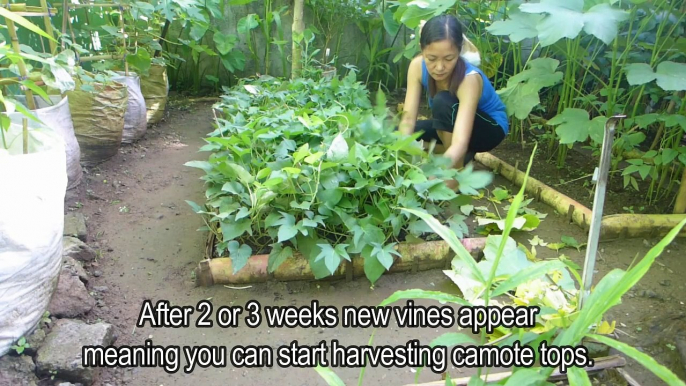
[
  {"x1": 139, "y1": 64, "x2": 168, "y2": 125},
  {"x1": 0, "y1": 119, "x2": 66, "y2": 356},
  {"x1": 66, "y1": 81, "x2": 128, "y2": 166},
  {"x1": 12, "y1": 95, "x2": 83, "y2": 190},
  {"x1": 111, "y1": 72, "x2": 147, "y2": 143}
]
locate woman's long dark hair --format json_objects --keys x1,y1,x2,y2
[{"x1": 420, "y1": 15, "x2": 466, "y2": 99}]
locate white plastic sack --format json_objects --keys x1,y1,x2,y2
[
  {"x1": 0, "y1": 119, "x2": 67, "y2": 356},
  {"x1": 112, "y1": 72, "x2": 147, "y2": 143},
  {"x1": 12, "y1": 95, "x2": 83, "y2": 190}
]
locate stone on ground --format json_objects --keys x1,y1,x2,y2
[
  {"x1": 63, "y1": 236, "x2": 96, "y2": 263},
  {"x1": 63, "y1": 255, "x2": 89, "y2": 283},
  {"x1": 0, "y1": 354, "x2": 40, "y2": 386},
  {"x1": 25, "y1": 328, "x2": 46, "y2": 356},
  {"x1": 64, "y1": 213, "x2": 88, "y2": 242},
  {"x1": 48, "y1": 269, "x2": 95, "y2": 318},
  {"x1": 36, "y1": 319, "x2": 113, "y2": 385}
]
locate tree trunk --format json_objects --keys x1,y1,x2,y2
[{"x1": 291, "y1": 0, "x2": 305, "y2": 79}]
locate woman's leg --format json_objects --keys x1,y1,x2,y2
[{"x1": 429, "y1": 90, "x2": 506, "y2": 162}]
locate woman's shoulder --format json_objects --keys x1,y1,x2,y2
[{"x1": 408, "y1": 55, "x2": 425, "y2": 82}]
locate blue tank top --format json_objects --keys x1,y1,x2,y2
[{"x1": 422, "y1": 60, "x2": 509, "y2": 135}]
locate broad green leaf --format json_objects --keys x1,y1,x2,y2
[
  {"x1": 520, "y1": 0, "x2": 584, "y2": 46},
  {"x1": 268, "y1": 244, "x2": 293, "y2": 273},
  {"x1": 228, "y1": 0, "x2": 256, "y2": 4},
  {"x1": 625, "y1": 61, "x2": 686, "y2": 91},
  {"x1": 548, "y1": 108, "x2": 592, "y2": 144},
  {"x1": 581, "y1": 3, "x2": 630, "y2": 45},
  {"x1": 371, "y1": 243, "x2": 400, "y2": 270},
  {"x1": 190, "y1": 22, "x2": 209, "y2": 41},
  {"x1": 587, "y1": 334, "x2": 686, "y2": 386},
  {"x1": 455, "y1": 165, "x2": 494, "y2": 195},
  {"x1": 184, "y1": 160, "x2": 214, "y2": 172},
  {"x1": 399, "y1": 0, "x2": 457, "y2": 29},
  {"x1": 326, "y1": 134, "x2": 348, "y2": 161},
  {"x1": 126, "y1": 49, "x2": 151, "y2": 74},
  {"x1": 497, "y1": 58, "x2": 562, "y2": 119},
  {"x1": 625, "y1": 63, "x2": 657, "y2": 85},
  {"x1": 220, "y1": 219, "x2": 252, "y2": 241},
  {"x1": 238, "y1": 14, "x2": 260, "y2": 35},
  {"x1": 226, "y1": 162, "x2": 254, "y2": 184},
  {"x1": 314, "y1": 365, "x2": 345, "y2": 386},
  {"x1": 486, "y1": 11, "x2": 543, "y2": 42},
  {"x1": 214, "y1": 32, "x2": 238, "y2": 56},
  {"x1": 362, "y1": 245, "x2": 386, "y2": 285},
  {"x1": 427, "y1": 182, "x2": 458, "y2": 201},
  {"x1": 382, "y1": 8, "x2": 400, "y2": 37},
  {"x1": 228, "y1": 241, "x2": 252, "y2": 274}
]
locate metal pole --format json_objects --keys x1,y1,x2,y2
[{"x1": 579, "y1": 114, "x2": 625, "y2": 309}]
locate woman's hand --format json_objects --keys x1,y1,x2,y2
[{"x1": 444, "y1": 144, "x2": 465, "y2": 169}]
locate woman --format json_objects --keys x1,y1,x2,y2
[{"x1": 399, "y1": 14, "x2": 509, "y2": 172}]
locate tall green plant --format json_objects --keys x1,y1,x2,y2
[{"x1": 313, "y1": 140, "x2": 686, "y2": 385}]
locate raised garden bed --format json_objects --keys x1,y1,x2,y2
[{"x1": 186, "y1": 71, "x2": 496, "y2": 286}]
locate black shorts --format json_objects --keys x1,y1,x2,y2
[{"x1": 415, "y1": 90, "x2": 506, "y2": 154}]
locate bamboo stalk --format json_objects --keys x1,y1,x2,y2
[
  {"x1": 673, "y1": 166, "x2": 686, "y2": 213},
  {"x1": 3, "y1": 1, "x2": 36, "y2": 111},
  {"x1": 408, "y1": 355, "x2": 627, "y2": 386},
  {"x1": 39, "y1": 0, "x2": 57, "y2": 54},
  {"x1": 53, "y1": 2, "x2": 129, "y2": 8},
  {"x1": 60, "y1": 0, "x2": 67, "y2": 50},
  {"x1": 0, "y1": 3, "x2": 58, "y2": 13},
  {"x1": 22, "y1": 118, "x2": 28, "y2": 154},
  {"x1": 195, "y1": 238, "x2": 487, "y2": 287},
  {"x1": 118, "y1": 6, "x2": 128, "y2": 75},
  {"x1": 78, "y1": 54, "x2": 123, "y2": 62}
]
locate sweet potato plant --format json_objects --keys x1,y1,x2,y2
[{"x1": 186, "y1": 70, "x2": 493, "y2": 284}]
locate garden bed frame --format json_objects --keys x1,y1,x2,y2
[
  {"x1": 476, "y1": 152, "x2": 686, "y2": 240},
  {"x1": 194, "y1": 229, "x2": 488, "y2": 287}
]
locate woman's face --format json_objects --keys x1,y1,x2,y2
[{"x1": 422, "y1": 39, "x2": 459, "y2": 82}]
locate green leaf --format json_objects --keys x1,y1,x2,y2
[
  {"x1": 486, "y1": 10, "x2": 543, "y2": 42},
  {"x1": 427, "y1": 183, "x2": 458, "y2": 201},
  {"x1": 372, "y1": 243, "x2": 400, "y2": 270},
  {"x1": 561, "y1": 235, "x2": 585, "y2": 251},
  {"x1": 220, "y1": 219, "x2": 252, "y2": 241},
  {"x1": 228, "y1": 241, "x2": 252, "y2": 274},
  {"x1": 580, "y1": 3, "x2": 630, "y2": 45},
  {"x1": 126, "y1": 49, "x2": 151, "y2": 74},
  {"x1": 268, "y1": 244, "x2": 293, "y2": 273},
  {"x1": 238, "y1": 14, "x2": 260, "y2": 35},
  {"x1": 214, "y1": 32, "x2": 238, "y2": 56},
  {"x1": 497, "y1": 58, "x2": 563, "y2": 119},
  {"x1": 455, "y1": 165, "x2": 494, "y2": 195},
  {"x1": 362, "y1": 245, "x2": 386, "y2": 285},
  {"x1": 503, "y1": 368, "x2": 548, "y2": 385},
  {"x1": 275, "y1": 212, "x2": 298, "y2": 242},
  {"x1": 520, "y1": 0, "x2": 584, "y2": 46},
  {"x1": 401, "y1": 208, "x2": 485, "y2": 283},
  {"x1": 314, "y1": 365, "x2": 345, "y2": 386},
  {"x1": 326, "y1": 134, "x2": 349, "y2": 162},
  {"x1": 491, "y1": 260, "x2": 567, "y2": 297},
  {"x1": 0, "y1": 7, "x2": 57, "y2": 42},
  {"x1": 548, "y1": 108, "x2": 592, "y2": 144},
  {"x1": 625, "y1": 63, "x2": 657, "y2": 85},
  {"x1": 625, "y1": 61, "x2": 686, "y2": 91},
  {"x1": 184, "y1": 160, "x2": 214, "y2": 172},
  {"x1": 378, "y1": 289, "x2": 471, "y2": 307},
  {"x1": 587, "y1": 334, "x2": 686, "y2": 386},
  {"x1": 567, "y1": 366, "x2": 592, "y2": 386}
]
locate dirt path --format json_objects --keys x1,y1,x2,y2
[{"x1": 65, "y1": 100, "x2": 686, "y2": 386}]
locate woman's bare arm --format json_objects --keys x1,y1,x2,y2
[
  {"x1": 399, "y1": 57, "x2": 423, "y2": 135},
  {"x1": 444, "y1": 73, "x2": 482, "y2": 168}
]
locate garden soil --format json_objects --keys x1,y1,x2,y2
[{"x1": 64, "y1": 99, "x2": 686, "y2": 386}]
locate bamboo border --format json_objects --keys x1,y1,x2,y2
[
  {"x1": 194, "y1": 228, "x2": 488, "y2": 287},
  {"x1": 475, "y1": 152, "x2": 686, "y2": 240}
]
